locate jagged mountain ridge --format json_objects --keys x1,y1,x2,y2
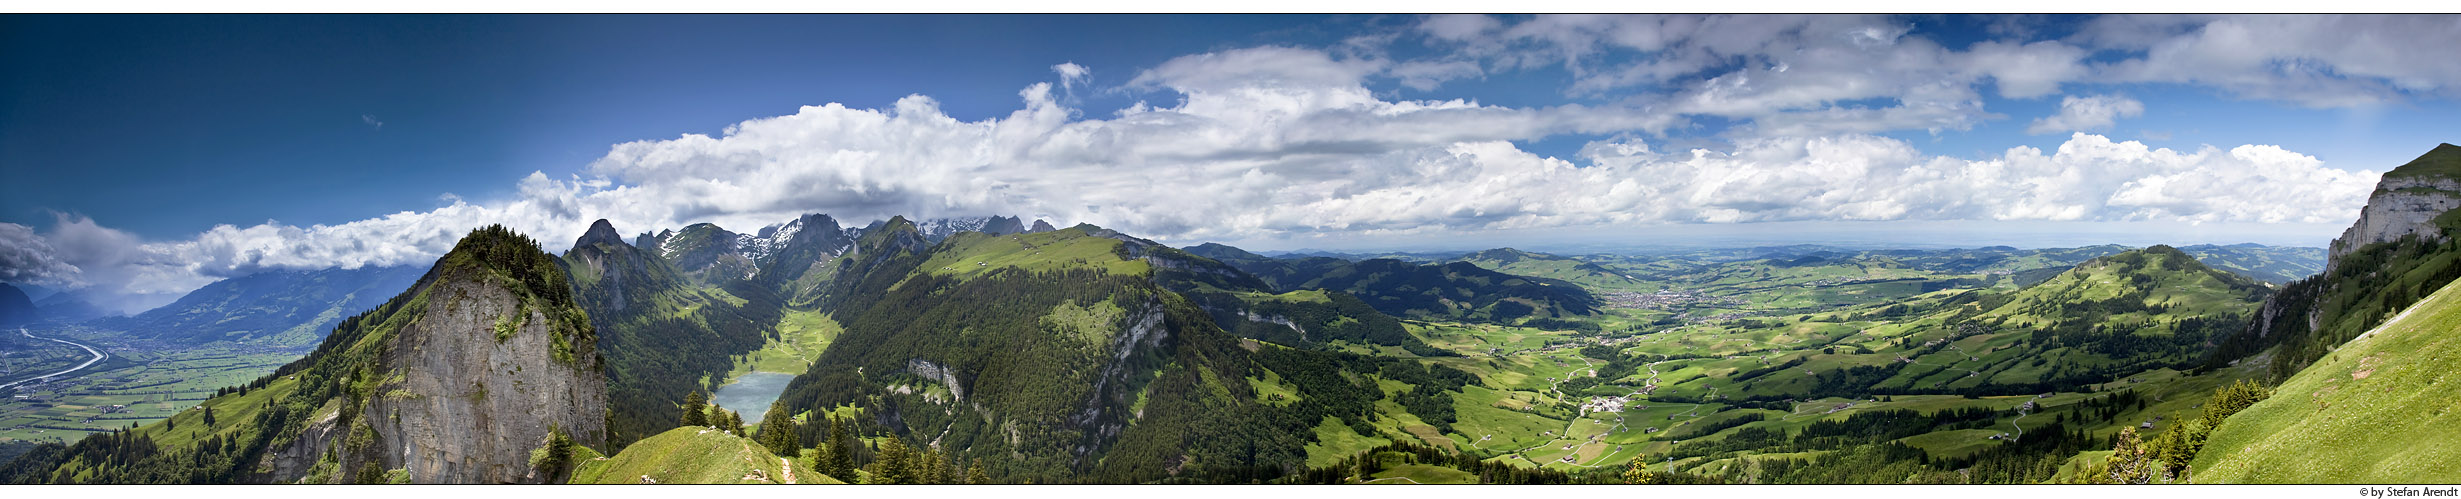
[{"x1": 561, "y1": 219, "x2": 779, "y2": 449}]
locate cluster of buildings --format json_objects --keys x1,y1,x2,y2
[{"x1": 1580, "y1": 395, "x2": 1632, "y2": 414}]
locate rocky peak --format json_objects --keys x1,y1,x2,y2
[
  {"x1": 574, "y1": 219, "x2": 627, "y2": 251},
  {"x1": 1029, "y1": 219, "x2": 1058, "y2": 233},
  {"x1": 981, "y1": 215, "x2": 1027, "y2": 236},
  {"x1": 2327, "y1": 144, "x2": 2461, "y2": 273},
  {"x1": 268, "y1": 225, "x2": 606, "y2": 484}
]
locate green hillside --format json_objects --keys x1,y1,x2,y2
[
  {"x1": 765, "y1": 220, "x2": 1490, "y2": 483},
  {"x1": 2374, "y1": 143, "x2": 2461, "y2": 182},
  {"x1": 572, "y1": 426, "x2": 839, "y2": 484},
  {"x1": 2191, "y1": 278, "x2": 2461, "y2": 482}
]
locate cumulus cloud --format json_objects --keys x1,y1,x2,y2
[
  {"x1": 11, "y1": 19, "x2": 2418, "y2": 302},
  {"x1": 0, "y1": 222, "x2": 83, "y2": 287},
  {"x1": 362, "y1": 114, "x2": 383, "y2": 130},
  {"x1": 2027, "y1": 94, "x2": 2145, "y2": 135}
]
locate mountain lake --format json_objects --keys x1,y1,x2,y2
[{"x1": 711, "y1": 371, "x2": 796, "y2": 424}]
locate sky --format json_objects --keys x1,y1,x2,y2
[{"x1": 3, "y1": 14, "x2": 2459, "y2": 313}]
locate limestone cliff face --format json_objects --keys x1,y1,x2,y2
[
  {"x1": 2326, "y1": 176, "x2": 2461, "y2": 273},
  {"x1": 260, "y1": 226, "x2": 607, "y2": 484},
  {"x1": 361, "y1": 276, "x2": 608, "y2": 483}
]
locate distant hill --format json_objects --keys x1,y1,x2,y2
[
  {"x1": 30, "y1": 291, "x2": 110, "y2": 323},
  {"x1": 1450, "y1": 248, "x2": 1643, "y2": 291},
  {"x1": 102, "y1": 265, "x2": 424, "y2": 347},
  {"x1": 0, "y1": 283, "x2": 36, "y2": 326},
  {"x1": 1848, "y1": 245, "x2": 2272, "y2": 396},
  {"x1": 2176, "y1": 244, "x2": 2325, "y2": 285},
  {"x1": 1193, "y1": 244, "x2": 1600, "y2": 324}
]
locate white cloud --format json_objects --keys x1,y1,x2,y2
[
  {"x1": 2080, "y1": 15, "x2": 2461, "y2": 107},
  {"x1": 1051, "y1": 62, "x2": 1090, "y2": 92},
  {"x1": 2027, "y1": 94, "x2": 2145, "y2": 135},
  {"x1": 11, "y1": 26, "x2": 2411, "y2": 304},
  {"x1": 1388, "y1": 60, "x2": 1483, "y2": 91},
  {"x1": 361, "y1": 114, "x2": 383, "y2": 130}
]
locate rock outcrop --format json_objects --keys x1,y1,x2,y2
[
  {"x1": 261, "y1": 225, "x2": 607, "y2": 484},
  {"x1": 2327, "y1": 177, "x2": 2461, "y2": 273},
  {"x1": 358, "y1": 275, "x2": 608, "y2": 483}
]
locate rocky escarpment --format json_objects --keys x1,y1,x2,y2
[
  {"x1": 359, "y1": 275, "x2": 607, "y2": 483},
  {"x1": 905, "y1": 358, "x2": 967, "y2": 402},
  {"x1": 2326, "y1": 175, "x2": 2461, "y2": 273},
  {"x1": 264, "y1": 225, "x2": 607, "y2": 484},
  {"x1": 2208, "y1": 144, "x2": 2461, "y2": 376}
]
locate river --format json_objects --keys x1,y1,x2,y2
[
  {"x1": 711, "y1": 371, "x2": 797, "y2": 425},
  {"x1": 2, "y1": 327, "x2": 108, "y2": 390}
]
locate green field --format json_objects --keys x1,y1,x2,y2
[
  {"x1": 2, "y1": 329, "x2": 300, "y2": 445},
  {"x1": 718, "y1": 307, "x2": 843, "y2": 383}
]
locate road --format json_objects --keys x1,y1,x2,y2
[{"x1": 1, "y1": 327, "x2": 107, "y2": 390}]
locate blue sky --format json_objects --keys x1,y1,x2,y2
[{"x1": 3, "y1": 14, "x2": 2459, "y2": 310}]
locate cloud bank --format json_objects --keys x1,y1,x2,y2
[{"x1": 4, "y1": 14, "x2": 2429, "y2": 308}]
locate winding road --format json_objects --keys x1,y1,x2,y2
[{"x1": 2, "y1": 328, "x2": 108, "y2": 391}]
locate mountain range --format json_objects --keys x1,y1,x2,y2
[{"x1": 5, "y1": 144, "x2": 2458, "y2": 484}]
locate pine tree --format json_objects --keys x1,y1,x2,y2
[
  {"x1": 966, "y1": 459, "x2": 989, "y2": 484},
  {"x1": 870, "y1": 437, "x2": 914, "y2": 484},
  {"x1": 758, "y1": 405, "x2": 799, "y2": 456},
  {"x1": 710, "y1": 407, "x2": 733, "y2": 434},
  {"x1": 937, "y1": 451, "x2": 959, "y2": 485},
  {"x1": 202, "y1": 406, "x2": 216, "y2": 427},
  {"x1": 681, "y1": 391, "x2": 708, "y2": 427},
  {"x1": 824, "y1": 417, "x2": 856, "y2": 479}
]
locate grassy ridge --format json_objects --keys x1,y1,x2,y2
[
  {"x1": 2192, "y1": 278, "x2": 2461, "y2": 483},
  {"x1": 571, "y1": 426, "x2": 840, "y2": 484}
]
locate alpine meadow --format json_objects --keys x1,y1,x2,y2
[{"x1": 5, "y1": 13, "x2": 2461, "y2": 487}]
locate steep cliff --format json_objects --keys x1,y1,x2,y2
[
  {"x1": 2209, "y1": 144, "x2": 2461, "y2": 379},
  {"x1": 2326, "y1": 144, "x2": 2461, "y2": 272},
  {"x1": 262, "y1": 224, "x2": 607, "y2": 484}
]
